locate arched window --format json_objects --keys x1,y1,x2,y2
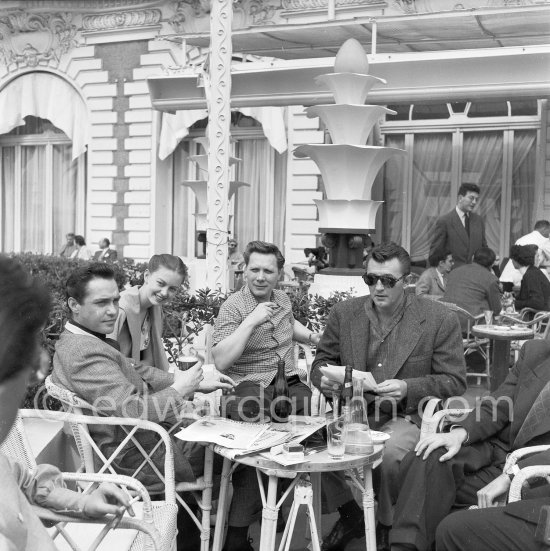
[{"x1": 0, "y1": 115, "x2": 86, "y2": 253}]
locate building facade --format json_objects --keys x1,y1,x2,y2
[{"x1": 0, "y1": 0, "x2": 549, "y2": 274}]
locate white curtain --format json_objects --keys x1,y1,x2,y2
[
  {"x1": 380, "y1": 135, "x2": 405, "y2": 245},
  {"x1": 53, "y1": 144, "x2": 78, "y2": 253},
  {"x1": 234, "y1": 138, "x2": 287, "y2": 249},
  {"x1": 1, "y1": 147, "x2": 15, "y2": 251},
  {"x1": 0, "y1": 73, "x2": 89, "y2": 160},
  {"x1": 410, "y1": 133, "x2": 453, "y2": 261},
  {"x1": 462, "y1": 132, "x2": 503, "y2": 254},
  {"x1": 510, "y1": 131, "x2": 536, "y2": 245},
  {"x1": 21, "y1": 146, "x2": 46, "y2": 252}
]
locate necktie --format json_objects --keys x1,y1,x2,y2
[
  {"x1": 515, "y1": 380, "x2": 550, "y2": 447},
  {"x1": 464, "y1": 213, "x2": 470, "y2": 236}
]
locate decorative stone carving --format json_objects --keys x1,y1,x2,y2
[
  {"x1": 393, "y1": 0, "x2": 417, "y2": 13},
  {"x1": 17, "y1": 1, "x2": 163, "y2": 12},
  {"x1": 282, "y1": 0, "x2": 383, "y2": 9},
  {"x1": 82, "y1": 8, "x2": 161, "y2": 30},
  {"x1": 0, "y1": 10, "x2": 78, "y2": 69},
  {"x1": 169, "y1": 0, "x2": 210, "y2": 32}
]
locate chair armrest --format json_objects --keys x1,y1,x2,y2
[
  {"x1": 19, "y1": 409, "x2": 177, "y2": 504},
  {"x1": 504, "y1": 445, "x2": 550, "y2": 472},
  {"x1": 420, "y1": 406, "x2": 472, "y2": 437},
  {"x1": 509, "y1": 465, "x2": 550, "y2": 503},
  {"x1": 32, "y1": 504, "x2": 162, "y2": 551}
]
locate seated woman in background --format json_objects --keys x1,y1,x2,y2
[
  {"x1": 70, "y1": 235, "x2": 93, "y2": 261},
  {"x1": 0, "y1": 255, "x2": 131, "y2": 550},
  {"x1": 511, "y1": 244, "x2": 550, "y2": 313},
  {"x1": 109, "y1": 254, "x2": 187, "y2": 372}
]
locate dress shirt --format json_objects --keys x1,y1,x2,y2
[
  {"x1": 455, "y1": 206, "x2": 468, "y2": 228},
  {"x1": 364, "y1": 295, "x2": 408, "y2": 384},
  {"x1": 212, "y1": 285, "x2": 300, "y2": 386}
]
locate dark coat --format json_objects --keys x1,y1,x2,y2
[
  {"x1": 515, "y1": 265, "x2": 550, "y2": 312},
  {"x1": 311, "y1": 294, "x2": 467, "y2": 421},
  {"x1": 430, "y1": 209, "x2": 487, "y2": 268}
]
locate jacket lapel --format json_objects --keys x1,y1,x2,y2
[
  {"x1": 512, "y1": 355, "x2": 550, "y2": 447},
  {"x1": 451, "y1": 210, "x2": 469, "y2": 248},
  {"x1": 385, "y1": 298, "x2": 424, "y2": 379},
  {"x1": 350, "y1": 299, "x2": 370, "y2": 371}
]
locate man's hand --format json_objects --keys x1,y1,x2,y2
[
  {"x1": 246, "y1": 302, "x2": 279, "y2": 328},
  {"x1": 320, "y1": 375, "x2": 341, "y2": 398},
  {"x1": 171, "y1": 363, "x2": 204, "y2": 396},
  {"x1": 477, "y1": 474, "x2": 511, "y2": 508},
  {"x1": 414, "y1": 428, "x2": 467, "y2": 461},
  {"x1": 198, "y1": 373, "x2": 236, "y2": 393},
  {"x1": 375, "y1": 379, "x2": 407, "y2": 400},
  {"x1": 81, "y1": 483, "x2": 135, "y2": 518}
]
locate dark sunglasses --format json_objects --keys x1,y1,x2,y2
[{"x1": 362, "y1": 273, "x2": 406, "y2": 288}]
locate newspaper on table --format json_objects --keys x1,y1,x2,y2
[
  {"x1": 175, "y1": 415, "x2": 326, "y2": 460},
  {"x1": 174, "y1": 416, "x2": 269, "y2": 450}
]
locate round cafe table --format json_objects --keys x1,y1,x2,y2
[
  {"x1": 472, "y1": 324, "x2": 535, "y2": 391},
  {"x1": 211, "y1": 444, "x2": 384, "y2": 551}
]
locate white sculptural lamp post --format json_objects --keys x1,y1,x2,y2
[{"x1": 296, "y1": 38, "x2": 405, "y2": 275}]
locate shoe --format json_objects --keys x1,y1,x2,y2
[
  {"x1": 321, "y1": 516, "x2": 365, "y2": 551},
  {"x1": 222, "y1": 530, "x2": 254, "y2": 551},
  {"x1": 376, "y1": 523, "x2": 391, "y2": 551}
]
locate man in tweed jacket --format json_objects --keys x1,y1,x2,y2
[
  {"x1": 311, "y1": 242, "x2": 467, "y2": 540},
  {"x1": 51, "y1": 263, "x2": 255, "y2": 541}
]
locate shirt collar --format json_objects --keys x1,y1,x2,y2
[
  {"x1": 66, "y1": 320, "x2": 107, "y2": 340},
  {"x1": 518, "y1": 265, "x2": 528, "y2": 276},
  {"x1": 456, "y1": 206, "x2": 468, "y2": 220}
]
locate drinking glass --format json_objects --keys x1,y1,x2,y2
[
  {"x1": 483, "y1": 310, "x2": 493, "y2": 325},
  {"x1": 177, "y1": 346, "x2": 200, "y2": 371},
  {"x1": 326, "y1": 413, "x2": 346, "y2": 459}
]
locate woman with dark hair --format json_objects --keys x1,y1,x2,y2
[
  {"x1": 0, "y1": 255, "x2": 131, "y2": 550},
  {"x1": 69, "y1": 235, "x2": 93, "y2": 261},
  {"x1": 109, "y1": 254, "x2": 189, "y2": 371},
  {"x1": 510, "y1": 244, "x2": 550, "y2": 312}
]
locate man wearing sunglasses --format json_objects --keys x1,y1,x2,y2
[{"x1": 311, "y1": 242, "x2": 466, "y2": 550}]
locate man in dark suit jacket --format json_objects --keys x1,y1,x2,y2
[
  {"x1": 442, "y1": 246, "x2": 502, "y2": 332},
  {"x1": 511, "y1": 244, "x2": 550, "y2": 312},
  {"x1": 92, "y1": 237, "x2": 118, "y2": 263},
  {"x1": 311, "y1": 242, "x2": 466, "y2": 538},
  {"x1": 430, "y1": 183, "x2": 487, "y2": 268},
  {"x1": 390, "y1": 339, "x2": 550, "y2": 551}
]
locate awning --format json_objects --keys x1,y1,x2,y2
[
  {"x1": 159, "y1": 106, "x2": 287, "y2": 159},
  {"x1": 0, "y1": 72, "x2": 89, "y2": 160}
]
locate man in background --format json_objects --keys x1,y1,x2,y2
[
  {"x1": 510, "y1": 244, "x2": 550, "y2": 313},
  {"x1": 430, "y1": 183, "x2": 487, "y2": 268},
  {"x1": 59, "y1": 232, "x2": 77, "y2": 258},
  {"x1": 93, "y1": 238, "x2": 118, "y2": 263},
  {"x1": 500, "y1": 220, "x2": 550, "y2": 288},
  {"x1": 416, "y1": 250, "x2": 454, "y2": 297},
  {"x1": 442, "y1": 246, "x2": 501, "y2": 332}
]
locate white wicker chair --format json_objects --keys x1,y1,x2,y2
[
  {"x1": 45, "y1": 376, "x2": 214, "y2": 551},
  {"x1": 439, "y1": 301, "x2": 491, "y2": 385},
  {"x1": 1, "y1": 409, "x2": 174, "y2": 551}
]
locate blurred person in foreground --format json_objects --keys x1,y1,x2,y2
[{"x1": 0, "y1": 255, "x2": 133, "y2": 551}]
